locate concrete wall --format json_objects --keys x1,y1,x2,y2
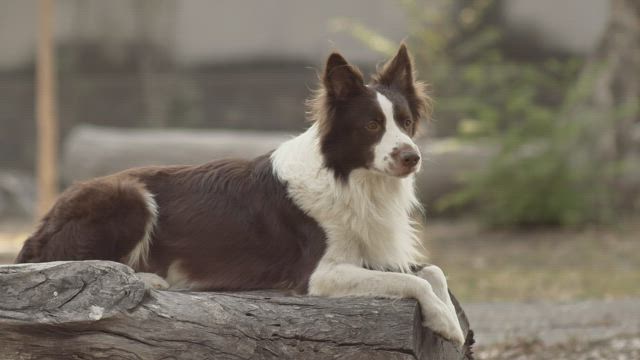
[
  {"x1": 0, "y1": 0, "x2": 408, "y2": 70},
  {"x1": 504, "y1": 0, "x2": 609, "y2": 54},
  {"x1": 0, "y1": 0, "x2": 612, "y2": 171},
  {"x1": 0, "y1": 0, "x2": 610, "y2": 70}
]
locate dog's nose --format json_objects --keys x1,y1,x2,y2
[{"x1": 400, "y1": 150, "x2": 420, "y2": 168}]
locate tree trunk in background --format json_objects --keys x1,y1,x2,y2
[
  {"x1": 570, "y1": 0, "x2": 640, "y2": 158},
  {"x1": 560, "y1": 0, "x2": 640, "y2": 214}
]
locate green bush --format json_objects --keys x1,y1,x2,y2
[{"x1": 337, "y1": 0, "x2": 627, "y2": 226}]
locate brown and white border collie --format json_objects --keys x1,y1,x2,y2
[{"x1": 16, "y1": 44, "x2": 464, "y2": 344}]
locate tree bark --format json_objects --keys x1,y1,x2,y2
[
  {"x1": 569, "y1": 0, "x2": 640, "y2": 158},
  {"x1": 0, "y1": 261, "x2": 474, "y2": 360},
  {"x1": 562, "y1": 0, "x2": 640, "y2": 212}
]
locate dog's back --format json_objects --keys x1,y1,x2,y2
[{"x1": 17, "y1": 155, "x2": 327, "y2": 293}]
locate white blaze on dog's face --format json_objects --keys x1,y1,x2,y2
[
  {"x1": 316, "y1": 44, "x2": 429, "y2": 180},
  {"x1": 371, "y1": 91, "x2": 421, "y2": 177}
]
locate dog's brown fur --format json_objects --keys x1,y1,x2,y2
[{"x1": 16, "y1": 154, "x2": 327, "y2": 293}]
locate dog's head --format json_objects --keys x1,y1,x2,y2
[{"x1": 310, "y1": 44, "x2": 430, "y2": 181}]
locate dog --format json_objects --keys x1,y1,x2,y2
[{"x1": 16, "y1": 44, "x2": 464, "y2": 345}]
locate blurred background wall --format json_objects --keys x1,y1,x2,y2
[
  {"x1": 2, "y1": 3, "x2": 640, "y2": 357},
  {"x1": 0, "y1": 0, "x2": 608, "y2": 171}
]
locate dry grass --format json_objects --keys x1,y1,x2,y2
[
  {"x1": 0, "y1": 218, "x2": 32, "y2": 264},
  {"x1": 425, "y1": 219, "x2": 640, "y2": 302}
]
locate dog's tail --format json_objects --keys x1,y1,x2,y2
[
  {"x1": 14, "y1": 177, "x2": 157, "y2": 269},
  {"x1": 14, "y1": 227, "x2": 44, "y2": 263}
]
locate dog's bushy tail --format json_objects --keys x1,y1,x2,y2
[
  {"x1": 14, "y1": 177, "x2": 155, "y2": 266},
  {"x1": 14, "y1": 228, "x2": 44, "y2": 263}
]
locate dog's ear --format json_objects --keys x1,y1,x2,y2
[
  {"x1": 373, "y1": 44, "x2": 430, "y2": 125},
  {"x1": 374, "y1": 43, "x2": 414, "y2": 92},
  {"x1": 323, "y1": 53, "x2": 365, "y2": 99}
]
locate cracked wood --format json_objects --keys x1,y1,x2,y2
[{"x1": 0, "y1": 260, "x2": 474, "y2": 359}]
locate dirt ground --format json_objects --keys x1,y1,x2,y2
[
  {"x1": 425, "y1": 219, "x2": 640, "y2": 302},
  {"x1": 0, "y1": 218, "x2": 29, "y2": 264},
  {"x1": 424, "y1": 219, "x2": 640, "y2": 359},
  {"x1": 475, "y1": 335, "x2": 640, "y2": 360},
  {"x1": 2, "y1": 217, "x2": 639, "y2": 359},
  {"x1": 465, "y1": 298, "x2": 640, "y2": 359}
]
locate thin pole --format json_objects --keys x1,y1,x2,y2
[{"x1": 36, "y1": 0, "x2": 58, "y2": 217}]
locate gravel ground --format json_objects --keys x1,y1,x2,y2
[
  {"x1": 475, "y1": 335, "x2": 640, "y2": 360},
  {"x1": 465, "y1": 298, "x2": 640, "y2": 359}
]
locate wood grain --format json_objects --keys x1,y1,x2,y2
[{"x1": 0, "y1": 260, "x2": 474, "y2": 359}]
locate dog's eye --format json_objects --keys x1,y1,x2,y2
[
  {"x1": 366, "y1": 121, "x2": 380, "y2": 131},
  {"x1": 403, "y1": 119, "x2": 413, "y2": 128}
]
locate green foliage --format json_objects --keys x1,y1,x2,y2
[
  {"x1": 440, "y1": 117, "x2": 616, "y2": 226},
  {"x1": 336, "y1": 0, "x2": 627, "y2": 227}
]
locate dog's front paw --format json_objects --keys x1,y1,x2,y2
[
  {"x1": 422, "y1": 303, "x2": 465, "y2": 346},
  {"x1": 135, "y1": 272, "x2": 170, "y2": 290}
]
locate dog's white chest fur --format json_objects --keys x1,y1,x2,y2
[{"x1": 271, "y1": 124, "x2": 422, "y2": 271}]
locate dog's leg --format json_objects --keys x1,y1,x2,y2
[
  {"x1": 309, "y1": 262, "x2": 465, "y2": 345},
  {"x1": 414, "y1": 265, "x2": 458, "y2": 322}
]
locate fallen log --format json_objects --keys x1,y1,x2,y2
[
  {"x1": 0, "y1": 261, "x2": 474, "y2": 359},
  {"x1": 61, "y1": 126, "x2": 293, "y2": 184},
  {"x1": 62, "y1": 125, "x2": 640, "y2": 214},
  {"x1": 61, "y1": 125, "x2": 495, "y2": 208}
]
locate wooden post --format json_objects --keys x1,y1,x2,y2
[{"x1": 36, "y1": 0, "x2": 59, "y2": 217}]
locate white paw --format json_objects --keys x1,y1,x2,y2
[
  {"x1": 417, "y1": 265, "x2": 459, "y2": 323},
  {"x1": 422, "y1": 304, "x2": 465, "y2": 346},
  {"x1": 416, "y1": 265, "x2": 449, "y2": 298},
  {"x1": 135, "y1": 272, "x2": 170, "y2": 290},
  {"x1": 416, "y1": 265, "x2": 446, "y2": 283}
]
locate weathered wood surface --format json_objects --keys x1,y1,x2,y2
[{"x1": 0, "y1": 261, "x2": 474, "y2": 359}]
